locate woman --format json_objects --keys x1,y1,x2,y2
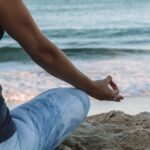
[{"x1": 0, "y1": 0, "x2": 123, "y2": 149}]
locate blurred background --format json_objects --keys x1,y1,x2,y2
[{"x1": 0, "y1": 0, "x2": 150, "y2": 102}]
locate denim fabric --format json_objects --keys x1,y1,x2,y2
[{"x1": 0, "y1": 88, "x2": 90, "y2": 150}]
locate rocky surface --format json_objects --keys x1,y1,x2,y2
[{"x1": 57, "y1": 111, "x2": 150, "y2": 150}]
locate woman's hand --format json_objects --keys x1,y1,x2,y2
[{"x1": 87, "y1": 76, "x2": 124, "y2": 102}]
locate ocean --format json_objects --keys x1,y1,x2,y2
[{"x1": 0, "y1": 0, "x2": 150, "y2": 101}]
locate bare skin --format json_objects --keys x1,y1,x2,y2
[{"x1": 0, "y1": 0, "x2": 123, "y2": 101}]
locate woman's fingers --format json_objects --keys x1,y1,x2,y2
[
  {"x1": 106, "y1": 75, "x2": 119, "y2": 95},
  {"x1": 94, "y1": 77, "x2": 124, "y2": 102},
  {"x1": 106, "y1": 89, "x2": 123, "y2": 101},
  {"x1": 106, "y1": 75, "x2": 112, "y2": 83},
  {"x1": 114, "y1": 95, "x2": 124, "y2": 102},
  {"x1": 110, "y1": 80, "x2": 119, "y2": 93}
]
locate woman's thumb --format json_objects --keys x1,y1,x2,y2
[{"x1": 106, "y1": 75, "x2": 112, "y2": 83}]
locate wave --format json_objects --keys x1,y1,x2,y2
[
  {"x1": 0, "y1": 47, "x2": 30, "y2": 62},
  {"x1": 0, "y1": 47, "x2": 150, "y2": 62},
  {"x1": 41, "y1": 27, "x2": 150, "y2": 38},
  {"x1": 2, "y1": 26, "x2": 150, "y2": 49},
  {"x1": 3, "y1": 27, "x2": 150, "y2": 39}
]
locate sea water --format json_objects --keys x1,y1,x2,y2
[{"x1": 0, "y1": 0, "x2": 150, "y2": 101}]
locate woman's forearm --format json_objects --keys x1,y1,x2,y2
[
  {"x1": 31, "y1": 38, "x2": 123, "y2": 101},
  {"x1": 31, "y1": 35, "x2": 95, "y2": 93}
]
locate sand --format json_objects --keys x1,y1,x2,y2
[{"x1": 57, "y1": 110, "x2": 150, "y2": 150}]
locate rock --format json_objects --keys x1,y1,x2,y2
[{"x1": 57, "y1": 111, "x2": 150, "y2": 150}]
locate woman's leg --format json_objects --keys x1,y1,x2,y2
[
  {"x1": 10, "y1": 88, "x2": 90, "y2": 150},
  {"x1": 0, "y1": 132, "x2": 21, "y2": 150}
]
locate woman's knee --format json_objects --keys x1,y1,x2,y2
[
  {"x1": 68, "y1": 88, "x2": 90, "y2": 117},
  {"x1": 51, "y1": 87, "x2": 90, "y2": 120},
  {"x1": 49, "y1": 88, "x2": 90, "y2": 147},
  {"x1": 35, "y1": 87, "x2": 90, "y2": 122}
]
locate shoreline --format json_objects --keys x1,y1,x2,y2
[
  {"x1": 88, "y1": 96, "x2": 150, "y2": 116},
  {"x1": 7, "y1": 96, "x2": 150, "y2": 116}
]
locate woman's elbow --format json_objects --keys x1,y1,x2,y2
[
  {"x1": 30, "y1": 47, "x2": 54, "y2": 66},
  {"x1": 27, "y1": 39, "x2": 54, "y2": 66}
]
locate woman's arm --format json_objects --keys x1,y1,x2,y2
[{"x1": 0, "y1": 0, "x2": 123, "y2": 101}]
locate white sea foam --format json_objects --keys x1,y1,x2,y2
[{"x1": 0, "y1": 53, "x2": 149, "y2": 102}]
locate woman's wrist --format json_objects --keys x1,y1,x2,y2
[{"x1": 77, "y1": 76, "x2": 98, "y2": 97}]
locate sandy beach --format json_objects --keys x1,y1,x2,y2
[
  {"x1": 57, "y1": 96, "x2": 150, "y2": 150},
  {"x1": 58, "y1": 110, "x2": 150, "y2": 150}
]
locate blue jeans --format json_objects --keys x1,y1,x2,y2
[{"x1": 0, "y1": 88, "x2": 90, "y2": 150}]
